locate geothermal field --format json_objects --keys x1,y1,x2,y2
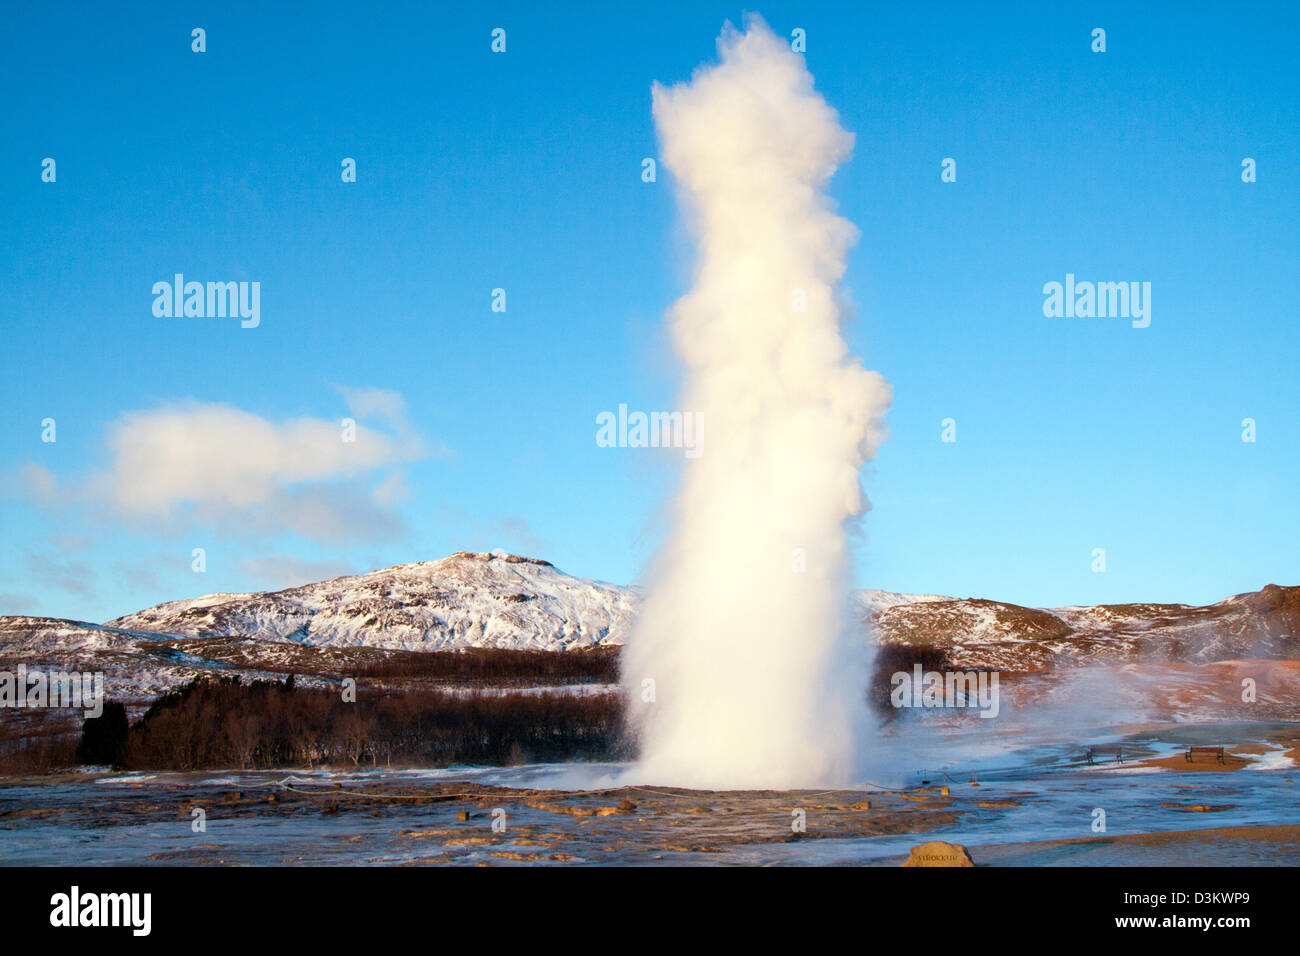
[
  {"x1": 4, "y1": 554, "x2": 1298, "y2": 866},
  {"x1": 3, "y1": 7, "x2": 1296, "y2": 926},
  {"x1": 4, "y1": 722, "x2": 1298, "y2": 867}
]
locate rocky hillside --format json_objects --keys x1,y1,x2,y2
[
  {"x1": 104, "y1": 551, "x2": 1299, "y2": 671},
  {"x1": 0, "y1": 616, "x2": 271, "y2": 715},
  {"x1": 107, "y1": 552, "x2": 639, "y2": 652},
  {"x1": 2, "y1": 553, "x2": 1295, "y2": 705},
  {"x1": 875, "y1": 585, "x2": 1300, "y2": 671}
]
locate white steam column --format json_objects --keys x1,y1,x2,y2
[{"x1": 623, "y1": 17, "x2": 892, "y2": 789}]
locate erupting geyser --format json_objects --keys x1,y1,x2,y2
[{"x1": 623, "y1": 17, "x2": 892, "y2": 789}]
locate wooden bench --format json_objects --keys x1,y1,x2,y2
[
  {"x1": 1186, "y1": 746, "x2": 1225, "y2": 764},
  {"x1": 1086, "y1": 745, "x2": 1125, "y2": 765}
]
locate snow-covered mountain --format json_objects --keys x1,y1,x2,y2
[
  {"x1": 0, "y1": 616, "x2": 307, "y2": 715},
  {"x1": 104, "y1": 550, "x2": 1299, "y2": 668},
  {"x1": 870, "y1": 586, "x2": 1300, "y2": 671},
  {"x1": 107, "y1": 552, "x2": 640, "y2": 652},
  {"x1": 2, "y1": 552, "x2": 1296, "y2": 707},
  {"x1": 104, "y1": 551, "x2": 957, "y2": 653}
]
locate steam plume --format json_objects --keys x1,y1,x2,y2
[{"x1": 623, "y1": 17, "x2": 892, "y2": 789}]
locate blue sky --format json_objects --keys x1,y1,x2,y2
[{"x1": 2, "y1": 2, "x2": 1297, "y2": 621}]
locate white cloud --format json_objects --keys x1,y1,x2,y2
[
  {"x1": 335, "y1": 385, "x2": 409, "y2": 429},
  {"x1": 14, "y1": 462, "x2": 59, "y2": 506},
  {"x1": 12, "y1": 394, "x2": 433, "y2": 545},
  {"x1": 99, "y1": 402, "x2": 420, "y2": 515}
]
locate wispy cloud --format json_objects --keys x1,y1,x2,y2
[
  {"x1": 25, "y1": 552, "x2": 95, "y2": 596},
  {"x1": 0, "y1": 592, "x2": 39, "y2": 615},
  {"x1": 9, "y1": 391, "x2": 437, "y2": 546},
  {"x1": 497, "y1": 516, "x2": 552, "y2": 557},
  {"x1": 240, "y1": 553, "x2": 357, "y2": 590}
]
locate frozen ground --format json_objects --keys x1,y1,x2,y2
[{"x1": 1, "y1": 721, "x2": 1297, "y2": 866}]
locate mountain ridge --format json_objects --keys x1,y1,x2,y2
[
  {"x1": 92, "y1": 551, "x2": 1299, "y2": 665},
  {"x1": 3, "y1": 553, "x2": 1296, "y2": 701}
]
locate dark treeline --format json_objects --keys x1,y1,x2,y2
[
  {"x1": 77, "y1": 702, "x2": 129, "y2": 765},
  {"x1": 0, "y1": 711, "x2": 79, "y2": 774},
  {"x1": 115, "y1": 676, "x2": 628, "y2": 771},
  {"x1": 328, "y1": 645, "x2": 621, "y2": 684},
  {"x1": 869, "y1": 644, "x2": 952, "y2": 717},
  {"x1": 6, "y1": 643, "x2": 916, "y2": 774}
]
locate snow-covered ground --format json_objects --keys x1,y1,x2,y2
[
  {"x1": 3, "y1": 553, "x2": 1297, "y2": 712},
  {"x1": 3, "y1": 721, "x2": 1296, "y2": 866}
]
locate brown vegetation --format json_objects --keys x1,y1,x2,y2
[
  {"x1": 0, "y1": 710, "x2": 80, "y2": 774},
  {"x1": 869, "y1": 644, "x2": 951, "y2": 717},
  {"x1": 118, "y1": 676, "x2": 628, "y2": 771},
  {"x1": 151, "y1": 640, "x2": 621, "y2": 686}
]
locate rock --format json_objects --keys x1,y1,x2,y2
[
  {"x1": 619, "y1": 799, "x2": 638, "y2": 811},
  {"x1": 901, "y1": 841, "x2": 975, "y2": 867}
]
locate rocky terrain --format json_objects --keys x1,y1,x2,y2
[
  {"x1": 108, "y1": 553, "x2": 638, "y2": 652},
  {"x1": 2, "y1": 551, "x2": 1297, "y2": 712},
  {"x1": 874, "y1": 585, "x2": 1300, "y2": 672}
]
